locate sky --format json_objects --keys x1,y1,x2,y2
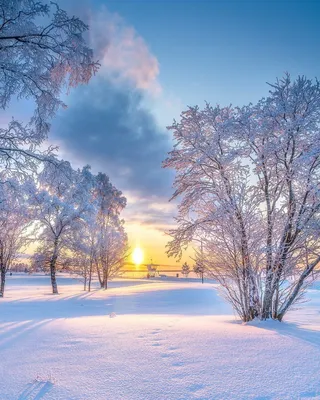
[{"x1": 9, "y1": 0, "x2": 320, "y2": 266}]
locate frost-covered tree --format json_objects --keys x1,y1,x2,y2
[
  {"x1": 95, "y1": 222, "x2": 128, "y2": 289},
  {"x1": 32, "y1": 162, "x2": 93, "y2": 294},
  {"x1": 0, "y1": 119, "x2": 55, "y2": 178},
  {"x1": 93, "y1": 173, "x2": 128, "y2": 289},
  {"x1": 69, "y1": 219, "x2": 97, "y2": 291},
  {"x1": 0, "y1": 1, "x2": 98, "y2": 180},
  {"x1": 193, "y1": 263, "x2": 205, "y2": 284},
  {"x1": 181, "y1": 262, "x2": 190, "y2": 278},
  {"x1": 67, "y1": 172, "x2": 128, "y2": 291},
  {"x1": 0, "y1": 0, "x2": 99, "y2": 135},
  {"x1": 164, "y1": 74, "x2": 320, "y2": 322},
  {"x1": 0, "y1": 178, "x2": 34, "y2": 296}
]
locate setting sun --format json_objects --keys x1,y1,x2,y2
[{"x1": 132, "y1": 247, "x2": 144, "y2": 265}]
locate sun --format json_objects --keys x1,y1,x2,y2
[{"x1": 132, "y1": 247, "x2": 144, "y2": 265}]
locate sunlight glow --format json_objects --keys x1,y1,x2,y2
[{"x1": 132, "y1": 247, "x2": 144, "y2": 265}]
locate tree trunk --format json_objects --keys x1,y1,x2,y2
[
  {"x1": 261, "y1": 166, "x2": 274, "y2": 320},
  {"x1": 0, "y1": 267, "x2": 5, "y2": 298},
  {"x1": 272, "y1": 283, "x2": 280, "y2": 319},
  {"x1": 262, "y1": 271, "x2": 273, "y2": 319},
  {"x1": 50, "y1": 259, "x2": 58, "y2": 294},
  {"x1": 103, "y1": 277, "x2": 108, "y2": 290},
  {"x1": 96, "y1": 263, "x2": 103, "y2": 288},
  {"x1": 83, "y1": 274, "x2": 87, "y2": 291},
  {"x1": 50, "y1": 240, "x2": 59, "y2": 294},
  {"x1": 277, "y1": 255, "x2": 320, "y2": 320},
  {"x1": 88, "y1": 260, "x2": 93, "y2": 292}
]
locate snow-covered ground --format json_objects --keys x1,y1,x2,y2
[{"x1": 0, "y1": 274, "x2": 320, "y2": 400}]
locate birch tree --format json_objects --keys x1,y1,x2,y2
[
  {"x1": 95, "y1": 222, "x2": 128, "y2": 289},
  {"x1": 164, "y1": 75, "x2": 320, "y2": 322},
  {"x1": 0, "y1": 178, "x2": 34, "y2": 297},
  {"x1": 65, "y1": 172, "x2": 128, "y2": 291},
  {"x1": 32, "y1": 162, "x2": 93, "y2": 294},
  {"x1": 69, "y1": 219, "x2": 97, "y2": 291},
  {"x1": 93, "y1": 173, "x2": 128, "y2": 289}
]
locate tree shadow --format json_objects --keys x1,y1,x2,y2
[
  {"x1": 271, "y1": 322, "x2": 320, "y2": 349},
  {"x1": 18, "y1": 380, "x2": 53, "y2": 400},
  {"x1": 1, "y1": 287, "x2": 232, "y2": 322},
  {"x1": 240, "y1": 319, "x2": 320, "y2": 349},
  {"x1": 299, "y1": 390, "x2": 320, "y2": 399},
  {"x1": 0, "y1": 320, "x2": 51, "y2": 351}
]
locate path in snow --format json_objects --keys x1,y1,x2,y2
[{"x1": 0, "y1": 274, "x2": 320, "y2": 400}]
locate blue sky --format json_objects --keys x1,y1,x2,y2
[
  {"x1": 101, "y1": 0, "x2": 320, "y2": 106},
  {"x1": 7, "y1": 0, "x2": 320, "y2": 264}
]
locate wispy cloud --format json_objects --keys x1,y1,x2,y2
[
  {"x1": 123, "y1": 195, "x2": 177, "y2": 231},
  {"x1": 87, "y1": 8, "x2": 161, "y2": 95}
]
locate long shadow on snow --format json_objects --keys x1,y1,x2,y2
[
  {"x1": 5, "y1": 274, "x2": 155, "y2": 288},
  {"x1": 18, "y1": 380, "x2": 53, "y2": 400},
  {"x1": 0, "y1": 287, "x2": 231, "y2": 323},
  {"x1": 0, "y1": 320, "x2": 51, "y2": 351},
  {"x1": 233, "y1": 319, "x2": 320, "y2": 349}
]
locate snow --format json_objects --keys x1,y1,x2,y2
[{"x1": 1, "y1": 274, "x2": 320, "y2": 399}]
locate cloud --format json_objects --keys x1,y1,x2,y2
[
  {"x1": 51, "y1": 3, "x2": 175, "y2": 227},
  {"x1": 52, "y1": 78, "x2": 173, "y2": 197},
  {"x1": 123, "y1": 195, "x2": 177, "y2": 231},
  {"x1": 87, "y1": 7, "x2": 161, "y2": 95}
]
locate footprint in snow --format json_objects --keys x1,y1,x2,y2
[
  {"x1": 150, "y1": 330, "x2": 161, "y2": 335},
  {"x1": 187, "y1": 383, "x2": 206, "y2": 393},
  {"x1": 161, "y1": 353, "x2": 173, "y2": 358},
  {"x1": 172, "y1": 361, "x2": 184, "y2": 367},
  {"x1": 172, "y1": 372, "x2": 188, "y2": 381}
]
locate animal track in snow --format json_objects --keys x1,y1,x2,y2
[
  {"x1": 188, "y1": 383, "x2": 206, "y2": 393},
  {"x1": 160, "y1": 352, "x2": 173, "y2": 358},
  {"x1": 150, "y1": 329, "x2": 161, "y2": 335},
  {"x1": 172, "y1": 361, "x2": 184, "y2": 367}
]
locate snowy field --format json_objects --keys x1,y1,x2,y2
[{"x1": 0, "y1": 275, "x2": 320, "y2": 400}]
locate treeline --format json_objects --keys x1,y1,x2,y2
[{"x1": 0, "y1": 163, "x2": 128, "y2": 296}]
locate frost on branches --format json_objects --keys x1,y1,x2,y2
[
  {"x1": 193, "y1": 263, "x2": 205, "y2": 284},
  {"x1": 164, "y1": 75, "x2": 320, "y2": 322},
  {"x1": 0, "y1": 0, "x2": 99, "y2": 178},
  {"x1": 68, "y1": 173, "x2": 128, "y2": 291},
  {"x1": 0, "y1": 0, "x2": 99, "y2": 135},
  {"x1": 31, "y1": 166, "x2": 129, "y2": 294},
  {"x1": 181, "y1": 262, "x2": 190, "y2": 278},
  {"x1": 0, "y1": 177, "x2": 34, "y2": 297},
  {"x1": 92, "y1": 173, "x2": 128, "y2": 290},
  {"x1": 31, "y1": 162, "x2": 93, "y2": 294},
  {"x1": 0, "y1": 119, "x2": 55, "y2": 177}
]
